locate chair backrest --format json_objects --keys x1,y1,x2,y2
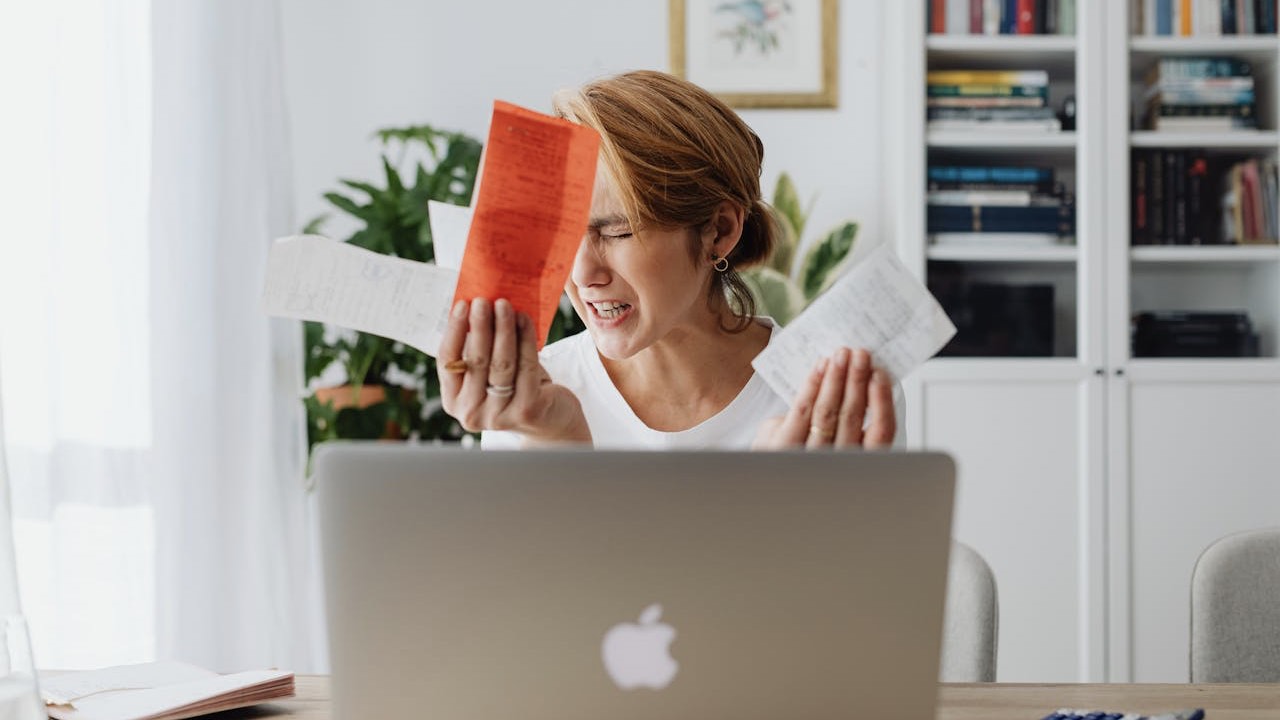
[
  {"x1": 1190, "y1": 526, "x2": 1280, "y2": 682},
  {"x1": 940, "y1": 542, "x2": 998, "y2": 682}
]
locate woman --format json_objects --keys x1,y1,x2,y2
[{"x1": 437, "y1": 70, "x2": 902, "y2": 449}]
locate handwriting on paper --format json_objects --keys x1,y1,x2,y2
[
  {"x1": 452, "y1": 100, "x2": 600, "y2": 348},
  {"x1": 261, "y1": 235, "x2": 458, "y2": 356},
  {"x1": 751, "y1": 244, "x2": 957, "y2": 403}
]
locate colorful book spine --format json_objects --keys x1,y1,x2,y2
[
  {"x1": 927, "y1": 70, "x2": 1049, "y2": 85},
  {"x1": 929, "y1": 165, "x2": 1055, "y2": 184},
  {"x1": 927, "y1": 84, "x2": 1050, "y2": 98}
]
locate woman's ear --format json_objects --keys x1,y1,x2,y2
[{"x1": 704, "y1": 200, "x2": 746, "y2": 262}]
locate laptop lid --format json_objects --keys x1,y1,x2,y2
[{"x1": 315, "y1": 444, "x2": 955, "y2": 720}]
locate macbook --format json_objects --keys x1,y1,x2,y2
[{"x1": 315, "y1": 444, "x2": 955, "y2": 720}]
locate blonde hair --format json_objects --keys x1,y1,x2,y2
[{"x1": 553, "y1": 70, "x2": 776, "y2": 332}]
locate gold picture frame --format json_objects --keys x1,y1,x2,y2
[{"x1": 669, "y1": 0, "x2": 838, "y2": 109}]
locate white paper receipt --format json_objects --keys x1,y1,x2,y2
[
  {"x1": 752, "y1": 244, "x2": 957, "y2": 403},
  {"x1": 261, "y1": 235, "x2": 459, "y2": 357},
  {"x1": 426, "y1": 199, "x2": 472, "y2": 271}
]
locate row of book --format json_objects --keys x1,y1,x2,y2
[
  {"x1": 927, "y1": 69, "x2": 1062, "y2": 132},
  {"x1": 1141, "y1": 57, "x2": 1257, "y2": 131},
  {"x1": 928, "y1": 165, "x2": 1076, "y2": 245},
  {"x1": 928, "y1": 0, "x2": 1076, "y2": 35},
  {"x1": 1133, "y1": 0, "x2": 1278, "y2": 36},
  {"x1": 1132, "y1": 150, "x2": 1279, "y2": 244}
]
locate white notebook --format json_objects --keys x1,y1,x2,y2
[{"x1": 40, "y1": 661, "x2": 294, "y2": 720}]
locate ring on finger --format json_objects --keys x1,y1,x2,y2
[
  {"x1": 809, "y1": 424, "x2": 835, "y2": 440},
  {"x1": 486, "y1": 383, "x2": 515, "y2": 398},
  {"x1": 443, "y1": 358, "x2": 469, "y2": 374}
]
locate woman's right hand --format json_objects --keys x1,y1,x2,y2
[{"x1": 437, "y1": 298, "x2": 591, "y2": 444}]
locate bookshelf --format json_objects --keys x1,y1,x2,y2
[{"x1": 888, "y1": 0, "x2": 1280, "y2": 686}]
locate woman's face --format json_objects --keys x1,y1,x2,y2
[{"x1": 566, "y1": 169, "x2": 713, "y2": 360}]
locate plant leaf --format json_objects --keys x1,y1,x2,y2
[
  {"x1": 333, "y1": 402, "x2": 390, "y2": 439},
  {"x1": 382, "y1": 156, "x2": 405, "y2": 195},
  {"x1": 771, "y1": 172, "x2": 809, "y2": 244},
  {"x1": 301, "y1": 214, "x2": 329, "y2": 235},
  {"x1": 741, "y1": 266, "x2": 806, "y2": 326},
  {"x1": 769, "y1": 208, "x2": 799, "y2": 276},
  {"x1": 338, "y1": 179, "x2": 381, "y2": 199},
  {"x1": 800, "y1": 222, "x2": 859, "y2": 301},
  {"x1": 323, "y1": 192, "x2": 370, "y2": 221}
]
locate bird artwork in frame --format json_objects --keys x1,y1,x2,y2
[{"x1": 669, "y1": 0, "x2": 838, "y2": 108}]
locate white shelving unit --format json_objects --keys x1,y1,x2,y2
[
  {"x1": 1102, "y1": 1, "x2": 1280, "y2": 685},
  {"x1": 886, "y1": 1, "x2": 1280, "y2": 684}
]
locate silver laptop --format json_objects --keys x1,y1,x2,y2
[{"x1": 315, "y1": 444, "x2": 955, "y2": 720}]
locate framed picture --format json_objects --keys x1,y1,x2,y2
[{"x1": 669, "y1": 0, "x2": 838, "y2": 108}]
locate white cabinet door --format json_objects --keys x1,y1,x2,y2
[
  {"x1": 917, "y1": 369, "x2": 1106, "y2": 682},
  {"x1": 1122, "y1": 372, "x2": 1280, "y2": 682}
]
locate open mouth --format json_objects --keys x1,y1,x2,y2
[{"x1": 589, "y1": 301, "x2": 632, "y2": 321}]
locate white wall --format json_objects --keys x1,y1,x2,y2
[{"x1": 279, "y1": 0, "x2": 887, "y2": 258}]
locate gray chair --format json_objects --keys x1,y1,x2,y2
[
  {"x1": 1190, "y1": 526, "x2": 1280, "y2": 682},
  {"x1": 940, "y1": 542, "x2": 998, "y2": 682}
]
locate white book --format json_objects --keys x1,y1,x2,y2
[
  {"x1": 930, "y1": 232, "x2": 1066, "y2": 247},
  {"x1": 1200, "y1": 0, "x2": 1221, "y2": 34},
  {"x1": 1150, "y1": 116, "x2": 1254, "y2": 132},
  {"x1": 927, "y1": 119, "x2": 1063, "y2": 132},
  {"x1": 1145, "y1": 0, "x2": 1158, "y2": 34},
  {"x1": 983, "y1": 0, "x2": 1001, "y2": 34},
  {"x1": 927, "y1": 190, "x2": 1035, "y2": 206},
  {"x1": 40, "y1": 661, "x2": 295, "y2": 720},
  {"x1": 947, "y1": 0, "x2": 970, "y2": 34}
]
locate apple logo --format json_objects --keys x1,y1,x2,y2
[{"x1": 601, "y1": 603, "x2": 679, "y2": 690}]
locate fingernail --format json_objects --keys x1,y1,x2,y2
[
  {"x1": 834, "y1": 348, "x2": 850, "y2": 367},
  {"x1": 452, "y1": 300, "x2": 467, "y2": 318},
  {"x1": 817, "y1": 357, "x2": 829, "y2": 373},
  {"x1": 495, "y1": 299, "x2": 511, "y2": 319},
  {"x1": 473, "y1": 297, "x2": 489, "y2": 316},
  {"x1": 854, "y1": 349, "x2": 871, "y2": 369}
]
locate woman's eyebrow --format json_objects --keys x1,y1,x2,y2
[{"x1": 588, "y1": 214, "x2": 629, "y2": 229}]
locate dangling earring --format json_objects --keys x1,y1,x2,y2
[{"x1": 712, "y1": 254, "x2": 730, "y2": 273}]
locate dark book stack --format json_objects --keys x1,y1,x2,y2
[
  {"x1": 1142, "y1": 57, "x2": 1257, "y2": 132},
  {"x1": 927, "y1": 0, "x2": 1077, "y2": 35},
  {"x1": 927, "y1": 165, "x2": 1075, "y2": 245},
  {"x1": 929, "y1": 261, "x2": 1056, "y2": 356},
  {"x1": 1131, "y1": 149, "x2": 1214, "y2": 244},
  {"x1": 1131, "y1": 311, "x2": 1259, "y2": 357},
  {"x1": 1132, "y1": 152, "x2": 1279, "y2": 245},
  {"x1": 927, "y1": 69, "x2": 1060, "y2": 132}
]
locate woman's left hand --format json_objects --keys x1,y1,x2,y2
[{"x1": 753, "y1": 347, "x2": 895, "y2": 450}]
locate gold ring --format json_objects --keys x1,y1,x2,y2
[{"x1": 443, "y1": 359, "x2": 469, "y2": 374}]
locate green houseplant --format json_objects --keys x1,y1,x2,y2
[
  {"x1": 301, "y1": 125, "x2": 585, "y2": 453},
  {"x1": 742, "y1": 172, "x2": 860, "y2": 324}
]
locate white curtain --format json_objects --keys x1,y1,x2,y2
[{"x1": 0, "y1": 0, "x2": 324, "y2": 673}]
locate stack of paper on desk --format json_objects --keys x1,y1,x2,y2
[{"x1": 40, "y1": 661, "x2": 294, "y2": 720}]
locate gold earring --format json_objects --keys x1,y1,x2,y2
[{"x1": 712, "y1": 255, "x2": 730, "y2": 273}]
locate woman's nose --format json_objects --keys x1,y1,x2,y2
[{"x1": 570, "y1": 237, "x2": 609, "y2": 289}]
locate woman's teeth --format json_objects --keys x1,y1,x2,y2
[{"x1": 592, "y1": 301, "x2": 630, "y2": 319}]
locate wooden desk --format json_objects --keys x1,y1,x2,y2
[{"x1": 255, "y1": 676, "x2": 1280, "y2": 719}]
